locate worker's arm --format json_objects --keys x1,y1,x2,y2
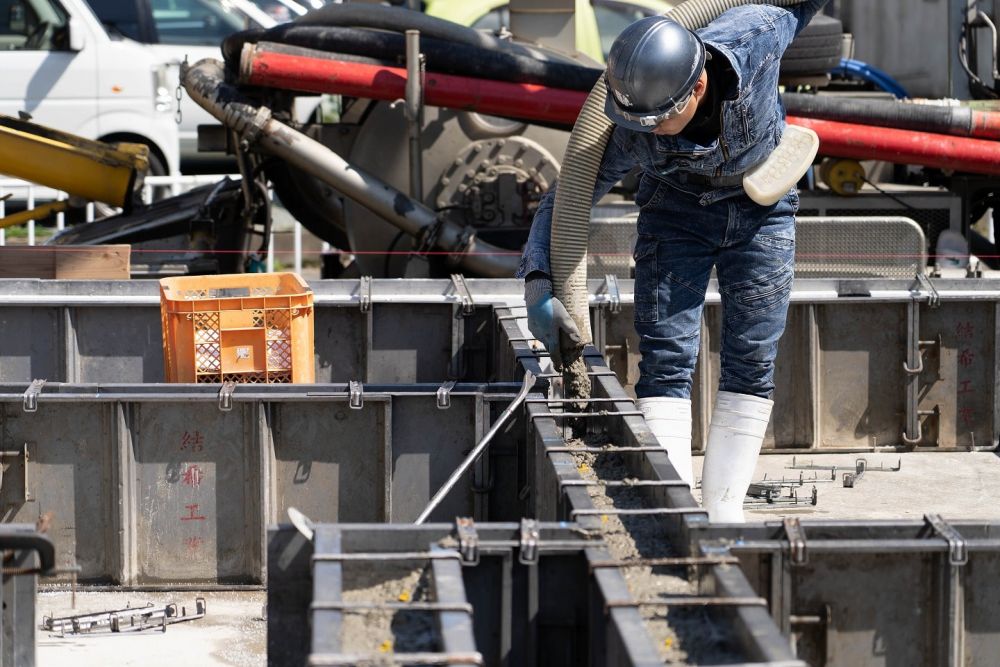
[
  {"x1": 517, "y1": 127, "x2": 635, "y2": 279},
  {"x1": 773, "y1": 0, "x2": 832, "y2": 51}
]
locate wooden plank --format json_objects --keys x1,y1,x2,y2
[{"x1": 0, "y1": 245, "x2": 130, "y2": 279}]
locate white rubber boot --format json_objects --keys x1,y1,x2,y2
[
  {"x1": 637, "y1": 397, "x2": 693, "y2": 487},
  {"x1": 700, "y1": 391, "x2": 773, "y2": 523}
]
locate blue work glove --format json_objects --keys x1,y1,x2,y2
[{"x1": 524, "y1": 272, "x2": 581, "y2": 369}]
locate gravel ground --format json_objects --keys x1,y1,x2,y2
[
  {"x1": 570, "y1": 436, "x2": 742, "y2": 665},
  {"x1": 341, "y1": 563, "x2": 439, "y2": 658}
]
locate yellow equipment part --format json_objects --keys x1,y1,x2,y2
[
  {"x1": 819, "y1": 158, "x2": 866, "y2": 196},
  {"x1": 0, "y1": 115, "x2": 148, "y2": 208},
  {"x1": 0, "y1": 200, "x2": 69, "y2": 230}
]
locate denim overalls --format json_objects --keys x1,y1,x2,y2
[{"x1": 518, "y1": 1, "x2": 828, "y2": 400}]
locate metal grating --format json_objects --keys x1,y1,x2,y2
[{"x1": 795, "y1": 216, "x2": 927, "y2": 278}]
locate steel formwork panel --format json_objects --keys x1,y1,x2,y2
[
  {"x1": 2, "y1": 277, "x2": 997, "y2": 450},
  {"x1": 689, "y1": 520, "x2": 1000, "y2": 667},
  {"x1": 0, "y1": 384, "x2": 521, "y2": 585}
]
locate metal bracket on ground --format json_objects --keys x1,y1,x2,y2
[
  {"x1": 843, "y1": 459, "x2": 867, "y2": 487},
  {"x1": 450, "y1": 274, "x2": 474, "y2": 316},
  {"x1": 519, "y1": 518, "x2": 539, "y2": 565},
  {"x1": 358, "y1": 276, "x2": 372, "y2": 313},
  {"x1": 925, "y1": 513, "x2": 968, "y2": 566},
  {"x1": 783, "y1": 517, "x2": 808, "y2": 565},
  {"x1": 218, "y1": 381, "x2": 236, "y2": 412},
  {"x1": 603, "y1": 274, "x2": 621, "y2": 314},
  {"x1": 436, "y1": 381, "x2": 456, "y2": 409},
  {"x1": 348, "y1": 381, "x2": 364, "y2": 410},
  {"x1": 455, "y1": 517, "x2": 479, "y2": 566},
  {"x1": 22, "y1": 379, "x2": 45, "y2": 413}
]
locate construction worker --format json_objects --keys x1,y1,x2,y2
[{"x1": 519, "y1": 1, "x2": 830, "y2": 522}]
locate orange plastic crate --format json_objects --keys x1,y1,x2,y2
[{"x1": 159, "y1": 273, "x2": 315, "y2": 384}]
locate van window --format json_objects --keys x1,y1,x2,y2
[
  {"x1": 87, "y1": 0, "x2": 145, "y2": 41},
  {"x1": 0, "y1": 0, "x2": 68, "y2": 50},
  {"x1": 151, "y1": 0, "x2": 246, "y2": 46}
]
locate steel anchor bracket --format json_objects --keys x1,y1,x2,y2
[
  {"x1": 843, "y1": 459, "x2": 867, "y2": 487},
  {"x1": 785, "y1": 457, "x2": 838, "y2": 480}
]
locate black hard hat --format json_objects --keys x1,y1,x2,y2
[{"x1": 604, "y1": 16, "x2": 707, "y2": 132}]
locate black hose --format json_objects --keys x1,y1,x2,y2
[
  {"x1": 223, "y1": 3, "x2": 566, "y2": 66},
  {"x1": 225, "y1": 25, "x2": 603, "y2": 91},
  {"x1": 782, "y1": 93, "x2": 978, "y2": 137}
]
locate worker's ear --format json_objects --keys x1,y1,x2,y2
[{"x1": 693, "y1": 69, "x2": 709, "y2": 98}]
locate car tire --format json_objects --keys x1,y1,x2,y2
[{"x1": 780, "y1": 14, "x2": 843, "y2": 78}]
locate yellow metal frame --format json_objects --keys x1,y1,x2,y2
[{"x1": 0, "y1": 115, "x2": 147, "y2": 208}]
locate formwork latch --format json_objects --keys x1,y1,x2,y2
[
  {"x1": 22, "y1": 379, "x2": 45, "y2": 413},
  {"x1": 437, "y1": 381, "x2": 456, "y2": 409},
  {"x1": 603, "y1": 274, "x2": 621, "y2": 314},
  {"x1": 450, "y1": 274, "x2": 475, "y2": 316},
  {"x1": 218, "y1": 381, "x2": 236, "y2": 412},
  {"x1": 519, "y1": 518, "x2": 540, "y2": 565},
  {"x1": 925, "y1": 513, "x2": 967, "y2": 566},
  {"x1": 359, "y1": 276, "x2": 372, "y2": 313},
  {"x1": 349, "y1": 381, "x2": 364, "y2": 410},
  {"x1": 455, "y1": 517, "x2": 479, "y2": 566},
  {"x1": 783, "y1": 517, "x2": 808, "y2": 566}
]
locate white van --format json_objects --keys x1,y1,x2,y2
[
  {"x1": 0, "y1": 0, "x2": 182, "y2": 175},
  {"x1": 83, "y1": 0, "x2": 278, "y2": 164}
]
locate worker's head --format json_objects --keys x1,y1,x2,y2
[{"x1": 604, "y1": 16, "x2": 708, "y2": 136}]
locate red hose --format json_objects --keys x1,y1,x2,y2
[
  {"x1": 788, "y1": 116, "x2": 1000, "y2": 176},
  {"x1": 242, "y1": 46, "x2": 1000, "y2": 176},
  {"x1": 242, "y1": 45, "x2": 588, "y2": 125}
]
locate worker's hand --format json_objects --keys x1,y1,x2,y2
[{"x1": 525, "y1": 273, "x2": 581, "y2": 369}]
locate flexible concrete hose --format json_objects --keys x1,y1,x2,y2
[{"x1": 549, "y1": 0, "x2": 808, "y2": 369}]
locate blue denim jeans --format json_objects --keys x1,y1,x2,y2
[{"x1": 632, "y1": 182, "x2": 797, "y2": 400}]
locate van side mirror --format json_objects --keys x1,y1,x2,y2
[{"x1": 68, "y1": 17, "x2": 86, "y2": 51}]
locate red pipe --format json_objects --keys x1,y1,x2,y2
[
  {"x1": 242, "y1": 45, "x2": 588, "y2": 125},
  {"x1": 242, "y1": 46, "x2": 1000, "y2": 176},
  {"x1": 788, "y1": 116, "x2": 1000, "y2": 176}
]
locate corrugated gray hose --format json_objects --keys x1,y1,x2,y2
[{"x1": 550, "y1": 0, "x2": 808, "y2": 369}]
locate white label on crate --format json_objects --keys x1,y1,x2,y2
[{"x1": 236, "y1": 347, "x2": 251, "y2": 360}]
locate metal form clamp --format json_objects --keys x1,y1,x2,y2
[
  {"x1": 218, "y1": 381, "x2": 236, "y2": 412},
  {"x1": 603, "y1": 274, "x2": 621, "y2": 314},
  {"x1": 358, "y1": 276, "x2": 372, "y2": 313},
  {"x1": 519, "y1": 518, "x2": 540, "y2": 565},
  {"x1": 437, "y1": 381, "x2": 456, "y2": 409},
  {"x1": 455, "y1": 517, "x2": 479, "y2": 566},
  {"x1": 783, "y1": 517, "x2": 808, "y2": 565},
  {"x1": 925, "y1": 513, "x2": 968, "y2": 566},
  {"x1": 348, "y1": 381, "x2": 364, "y2": 410},
  {"x1": 450, "y1": 274, "x2": 475, "y2": 316},
  {"x1": 22, "y1": 379, "x2": 45, "y2": 413}
]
